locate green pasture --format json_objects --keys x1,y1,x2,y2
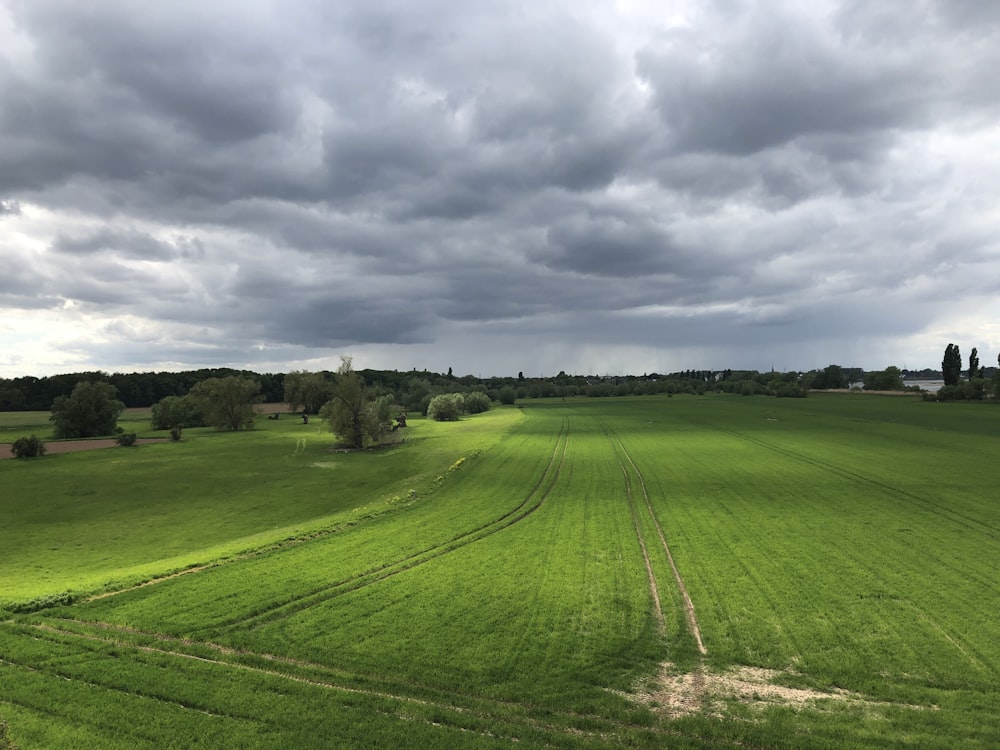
[
  {"x1": 1, "y1": 394, "x2": 999, "y2": 748},
  {"x1": 0, "y1": 408, "x2": 520, "y2": 607},
  {"x1": 0, "y1": 408, "x2": 156, "y2": 442}
]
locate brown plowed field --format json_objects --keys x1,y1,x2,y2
[{"x1": 1, "y1": 438, "x2": 167, "y2": 459}]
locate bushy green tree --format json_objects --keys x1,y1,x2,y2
[
  {"x1": 463, "y1": 391, "x2": 491, "y2": 414},
  {"x1": 283, "y1": 370, "x2": 332, "y2": 414},
  {"x1": 399, "y1": 378, "x2": 427, "y2": 412},
  {"x1": 863, "y1": 366, "x2": 905, "y2": 391},
  {"x1": 150, "y1": 394, "x2": 205, "y2": 430},
  {"x1": 427, "y1": 393, "x2": 464, "y2": 421},
  {"x1": 810, "y1": 364, "x2": 847, "y2": 389},
  {"x1": 189, "y1": 376, "x2": 262, "y2": 431},
  {"x1": 320, "y1": 357, "x2": 391, "y2": 448},
  {"x1": 497, "y1": 386, "x2": 517, "y2": 405},
  {"x1": 50, "y1": 381, "x2": 125, "y2": 438}
]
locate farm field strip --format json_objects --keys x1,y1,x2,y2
[
  {"x1": 202, "y1": 417, "x2": 572, "y2": 632},
  {"x1": 706, "y1": 422, "x2": 1000, "y2": 541},
  {"x1": 603, "y1": 402, "x2": 1000, "y2": 693}
]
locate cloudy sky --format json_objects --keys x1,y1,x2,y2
[{"x1": 1, "y1": 0, "x2": 998, "y2": 379}]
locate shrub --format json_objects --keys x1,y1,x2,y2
[
  {"x1": 773, "y1": 382, "x2": 808, "y2": 398},
  {"x1": 427, "y1": 393, "x2": 464, "y2": 421},
  {"x1": 116, "y1": 431, "x2": 138, "y2": 447},
  {"x1": 10, "y1": 435, "x2": 45, "y2": 459},
  {"x1": 497, "y1": 386, "x2": 517, "y2": 405},
  {"x1": 936, "y1": 380, "x2": 988, "y2": 401},
  {"x1": 463, "y1": 391, "x2": 492, "y2": 414}
]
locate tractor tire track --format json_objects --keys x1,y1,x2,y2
[
  {"x1": 11, "y1": 617, "x2": 733, "y2": 748},
  {"x1": 601, "y1": 423, "x2": 707, "y2": 656},
  {"x1": 198, "y1": 417, "x2": 572, "y2": 633},
  {"x1": 596, "y1": 418, "x2": 709, "y2": 715},
  {"x1": 616, "y1": 456, "x2": 665, "y2": 634}
]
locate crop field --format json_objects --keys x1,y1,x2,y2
[{"x1": 1, "y1": 394, "x2": 998, "y2": 748}]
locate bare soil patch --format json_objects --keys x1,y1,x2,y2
[
  {"x1": 626, "y1": 662, "x2": 910, "y2": 719},
  {"x1": 1, "y1": 437, "x2": 167, "y2": 460}
]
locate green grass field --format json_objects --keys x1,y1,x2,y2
[{"x1": 1, "y1": 395, "x2": 998, "y2": 748}]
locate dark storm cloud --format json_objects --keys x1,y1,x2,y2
[
  {"x1": 637, "y1": 12, "x2": 932, "y2": 158},
  {"x1": 541, "y1": 211, "x2": 714, "y2": 279},
  {"x1": 1, "y1": 0, "x2": 998, "y2": 375}
]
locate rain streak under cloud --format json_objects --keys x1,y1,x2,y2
[{"x1": 1, "y1": 0, "x2": 999, "y2": 378}]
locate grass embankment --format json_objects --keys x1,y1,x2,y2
[{"x1": 1, "y1": 395, "x2": 999, "y2": 748}]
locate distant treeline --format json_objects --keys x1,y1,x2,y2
[{"x1": 0, "y1": 364, "x2": 987, "y2": 413}]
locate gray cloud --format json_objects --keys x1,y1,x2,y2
[
  {"x1": 52, "y1": 229, "x2": 205, "y2": 261},
  {"x1": 1, "y1": 0, "x2": 998, "y2": 376}
]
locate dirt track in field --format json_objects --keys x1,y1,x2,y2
[{"x1": 1, "y1": 437, "x2": 167, "y2": 459}]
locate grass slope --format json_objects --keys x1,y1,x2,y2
[{"x1": 0, "y1": 409, "x2": 521, "y2": 608}]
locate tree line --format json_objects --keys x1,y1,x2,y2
[{"x1": 5, "y1": 349, "x2": 1000, "y2": 422}]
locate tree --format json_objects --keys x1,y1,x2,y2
[
  {"x1": 968, "y1": 347, "x2": 980, "y2": 380},
  {"x1": 942, "y1": 343, "x2": 962, "y2": 386},
  {"x1": 463, "y1": 391, "x2": 491, "y2": 414},
  {"x1": 812, "y1": 364, "x2": 848, "y2": 390},
  {"x1": 150, "y1": 394, "x2": 205, "y2": 430},
  {"x1": 320, "y1": 356, "x2": 390, "y2": 448},
  {"x1": 863, "y1": 366, "x2": 905, "y2": 391},
  {"x1": 497, "y1": 386, "x2": 517, "y2": 405},
  {"x1": 189, "y1": 376, "x2": 262, "y2": 430},
  {"x1": 427, "y1": 393, "x2": 464, "y2": 421},
  {"x1": 50, "y1": 381, "x2": 125, "y2": 438},
  {"x1": 283, "y1": 370, "x2": 332, "y2": 414}
]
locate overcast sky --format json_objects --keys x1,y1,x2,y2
[{"x1": 1, "y1": 0, "x2": 998, "y2": 378}]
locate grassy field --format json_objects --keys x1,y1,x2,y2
[{"x1": 1, "y1": 395, "x2": 998, "y2": 748}]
